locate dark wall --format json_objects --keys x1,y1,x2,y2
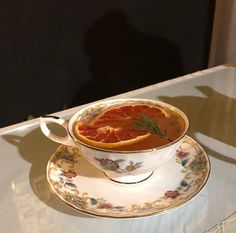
[{"x1": 0, "y1": 0, "x2": 215, "y2": 127}]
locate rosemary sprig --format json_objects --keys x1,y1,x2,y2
[{"x1": 133, "y1": 115, "x2": 172, "y2": 142}]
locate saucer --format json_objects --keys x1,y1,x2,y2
[{"x1": 46, "y1": 136, "x2": 210, "y2": 218}]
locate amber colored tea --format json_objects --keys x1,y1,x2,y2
[{"x1": 73, "y1": 102, "x2": 186, "y2": 151}]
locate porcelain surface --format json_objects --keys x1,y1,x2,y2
[
  {"x1": 41, "y1": 98, "x2": 189, "y2": 183},
  {"x1": 46, "y1": 135, "x2": 210, "y2": 218}
]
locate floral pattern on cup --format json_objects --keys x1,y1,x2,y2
[{"x1": 95, "y1": 157, "x2": 143, "y2": 174}]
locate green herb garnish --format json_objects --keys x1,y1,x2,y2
[{"x1": 133, "y1": 115, "x2": 172, "y2": 142}]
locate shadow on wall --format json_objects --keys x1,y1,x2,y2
[
  {"x1": 158, "y1": 86, "x2": 236, "y2": 164},
  {"x1": 0, "y1": 0, "x2": 89, "y2": 127},
  {"x1": 72, "y1": 10, "x2": 184, "y2": 105},
  {"x1": 0, "y1": 6, "x2": 183, "y2": 128}
]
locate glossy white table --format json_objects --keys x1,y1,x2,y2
[{"x1": 1, "y1": 64, "x2": 236, "y2": 233}]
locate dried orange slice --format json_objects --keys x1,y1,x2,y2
[{"x1": 73, "y1": 104, "x2": 167, "y2": 149}]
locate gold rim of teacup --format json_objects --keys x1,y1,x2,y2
[{"x1": 68, "y1": 98, "x2": 189, "y2": 154}]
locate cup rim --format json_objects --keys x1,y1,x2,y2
[{"x1": 68, "y1": 98, "x2": 189, "y2": 154}]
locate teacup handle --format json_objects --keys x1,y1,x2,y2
[{"x1": 40, "y1": 115, "x2": 77, "y2": 147}]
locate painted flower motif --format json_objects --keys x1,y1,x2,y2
[
  {"x1": 56, "y1": 151, "x2": 77, "y2": 162},
  {"x1": 65, "y1": 195, "x2": 87, "y2": 208},
  {"x1": 190, "y1": 158, "x2": 206, "y2": 171},
  {"x1": 125, "y1": 161, "x2": 143, "y2": 172},
  {"x1": 97, "y1": 203, "x2": 113, "y2": 209},
  {"x1": 176, "y1": 147, "x2": 190, "y2": 159},
  {"x1": 95, "y1": 158, "x2": 124, "y2": 171},
  {"x1": 165, "y1": 190, "x2": 179, "y2": 199},
  {"x1": 180, "y1": 179, "x2": 189, "y2": 187},
  {"x1": 63, "y1": 171, "x2": 77, "y2": 178}
]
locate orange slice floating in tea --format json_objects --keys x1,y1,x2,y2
[
  {"x1": 92, "y1": 104, "x2": 167, "y2": 126},
  {"x1": 73, "y1": 104, "x2": 168, "y2": 149},
  {"x1": 75, "y1": 124, "x2": 151, "y2": 149}
]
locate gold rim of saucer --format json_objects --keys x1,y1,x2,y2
[{"x1": 46, "y1": 135, "x2": 211, "y2": 219}]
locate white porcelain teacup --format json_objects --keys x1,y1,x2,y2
[{"x1": 40, "y1": 98, "x2": 189, "y2": 184}]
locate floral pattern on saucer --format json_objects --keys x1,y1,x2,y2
[{"x1": 46, "y1": 136, "x2": 210, "y2": 218}]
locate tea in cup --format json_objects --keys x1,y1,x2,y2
[{"x1": 40, "y1": 98, "x2": 189, "y2": 184}]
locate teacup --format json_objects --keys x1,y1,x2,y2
[{"x1": 40, "y1": 98, "x2": 189, "y2": 184}]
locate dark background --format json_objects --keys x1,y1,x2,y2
[{"x1": 0, "y1": 0, "x2": 215, "y2": 127}]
